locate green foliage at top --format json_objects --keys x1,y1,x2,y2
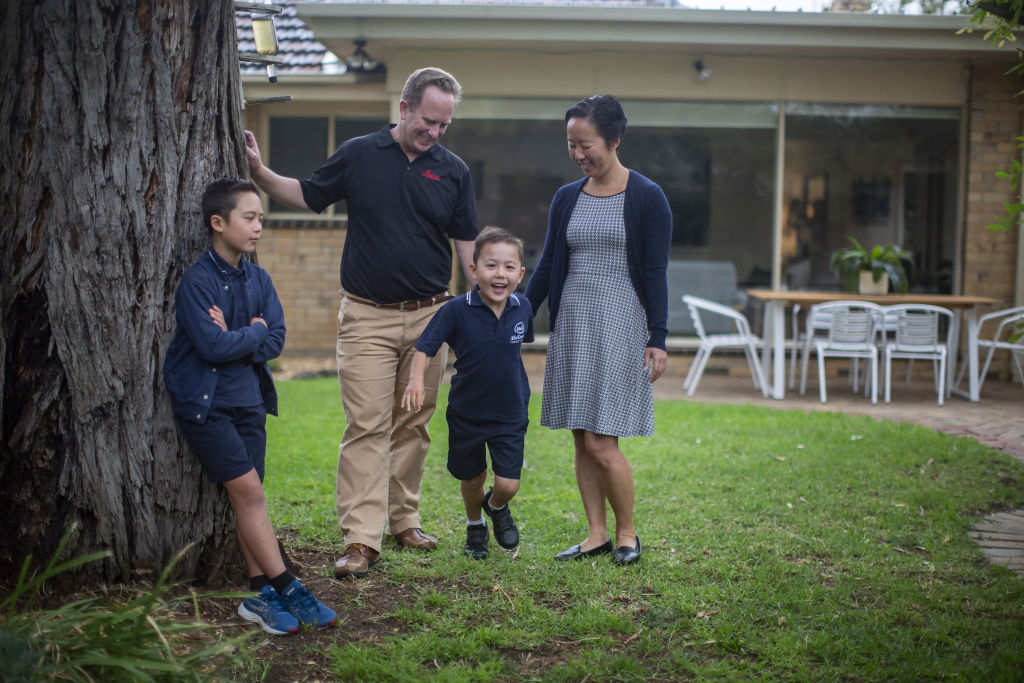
[
  {"x1": 828, "y1": 236, "x2": 912, "y2": 292},
  {"x1": 964, "y1": 0, "x2": 1024, "y2": 48},
  {"x1": 264, "y1": 377, "x2": 1024, "y2": 681}
]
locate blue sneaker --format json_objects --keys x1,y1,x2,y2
[
  {"x1": 279, "y1": 579, "x2": 338, "y2": 629},
  {"x1": 237, "y1": 586, "x2": 299, "y2": 636}
]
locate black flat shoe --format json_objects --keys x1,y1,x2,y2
[
  {"x1": 554, "y1": 539, "x2": 613, "y2": 561},
  {"x1": 612, "y1": 536, "x2": 641, "y2": 565}
]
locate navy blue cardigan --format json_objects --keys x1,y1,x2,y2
[
  {"x1": 525, "y1": 170, "x2": 673, "y2": 350},
  {"x1": 163, "y1": 249, "x2": 286, "y2": 424}
]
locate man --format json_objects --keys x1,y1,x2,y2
[{"x1": 244, "y1": 67, "x2": 477, "y2": 578}]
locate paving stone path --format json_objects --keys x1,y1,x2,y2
[{"x1": 969, "y1": 511, "x2": 1024, "y2": 575}]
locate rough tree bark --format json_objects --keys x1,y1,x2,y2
[{"x1": 0, "y1": 0, "x2": 248, "y2": 583}]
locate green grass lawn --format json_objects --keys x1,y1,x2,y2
[{"x1": 266, "y1": 376, "x2": 1024, "y2": 681}]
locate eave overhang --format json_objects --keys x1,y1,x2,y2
[{"x1": 296, "y1": 3, "x2": 1016, "y2": 62}]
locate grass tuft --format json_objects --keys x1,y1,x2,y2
[{"x1": 0, "y1": 528, "x2": 256, "y2": 682}]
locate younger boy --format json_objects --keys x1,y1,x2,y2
[
  {"x1": 163, "y1": 178, "x2": 336, "y2": 635},
  {"x1": 401, "y1": 227, "x2": 533, "y2": 560}
]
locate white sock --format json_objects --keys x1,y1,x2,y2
[{"x1": 467, "y1": 517, "x2": 485, "y2": 526}]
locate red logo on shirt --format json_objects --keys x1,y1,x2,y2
[{"x1": 422, "y1": 169, "x2": 440, "y2": 181}]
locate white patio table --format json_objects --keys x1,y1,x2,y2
[{"x1": 746, "y1": 289, "x2": 999, "y2": 402}]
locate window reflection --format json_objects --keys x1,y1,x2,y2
[
  {"x1": 444, "y1": 109, "x2": 777, "y2": 333},
  {"x1": 783, "y1": 105, "x2": 959, "y2": 293}
]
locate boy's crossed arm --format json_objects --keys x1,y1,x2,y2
[
  {"x1": 208, "y1": 305, "x2": 266, "y2": 332},
  {"x1": 401, "y1": 351, "x2": 430, "y2": 412},
  {"x1": 176, "y1": 280, "x2": 269, "y2": 365}
]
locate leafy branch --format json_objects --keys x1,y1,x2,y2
[{"x1": 961, "y1": 1, "x2": 1024, "y2": 230}]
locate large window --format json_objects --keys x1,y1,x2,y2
[
  {"x1": 264, "y1": 99, "x2": 961, "y2": 334},
  {"x1": 268, "y1": 116, "x2": 387, "y2": 215},
  {"x1": 782, "y1": 104, "x2": 960, "y2": 293},
  {"x1": 443, "y1": 99, "x2": 777, "y2": 333}
]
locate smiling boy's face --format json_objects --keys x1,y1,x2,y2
[
  {"x1": 470, "y1": 241, "x2": 525, "y2": 310},
  {"x1": 210, "y1": 191, "x2": 263, "y2": 266}
]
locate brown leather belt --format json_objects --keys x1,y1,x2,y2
[{"x1": 345, "y1": 291, "x2": 453, "y2": 312}]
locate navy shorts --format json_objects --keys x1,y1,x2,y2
[
  {"x1": 175, "y1": 404, "x2": 267, "y2": 484},
  {"x1": 446, "y1": 407, "x2": 527, "y2": 481}
]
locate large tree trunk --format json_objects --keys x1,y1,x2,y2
[{"x1": 0, "y1": 0, "x2": 248, "y2": 583}]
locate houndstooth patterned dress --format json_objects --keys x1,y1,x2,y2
[{"x1": 541, "y1": 191, "x2": 655, "y2": 437}]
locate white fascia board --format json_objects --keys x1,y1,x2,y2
[{"x1": 296, "y1": 3, "x2": 1012, "y2": 56}]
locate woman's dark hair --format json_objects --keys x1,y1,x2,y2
[
  {"x1": 564, "y1": 94, "x2": 628, "y2": 146},
  {"x1": 202, "y1": 178, "x2": 260, "y2": 231}
]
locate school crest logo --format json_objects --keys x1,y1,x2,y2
[{"x1": 510, "y1": 320, "x2": 526, "y2": 344}]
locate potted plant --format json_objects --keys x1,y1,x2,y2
[{"x1": 828, "y1": 237, "x2": 911, "y2": 294}]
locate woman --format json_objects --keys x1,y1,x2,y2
[{"x1": 526, "y1": 95, "x2": 671, "y2": 565}]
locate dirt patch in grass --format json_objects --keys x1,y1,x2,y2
[
  {"x1": 192, "y1": 545, "x2": 421, "y2": 681},
  {"x1": 192, "y1": 545, "x2": 619, "y2": 681},
  {"x1": 195, "y1": 544, "x2": 679, "y2": 681}
]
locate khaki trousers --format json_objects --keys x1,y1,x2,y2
[{"x1": 335, "y1": 294, "x2": 447, "y2": 552}]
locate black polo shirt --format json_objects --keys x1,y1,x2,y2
[
  {"x1": 299, "y1": 125, "x2": 478, "y2": 303},
  {"x1": 415, "y1": 287, "x2": 534, "y2": 422}
]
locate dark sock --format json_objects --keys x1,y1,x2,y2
[
  {"x1": 269, "y1": 570, "x2": 296, "y2": 595},
  {"x1": 249, "y1": 574, "x2": 270, "y2": 592}
]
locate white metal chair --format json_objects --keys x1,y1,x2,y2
[
  {"x1": 795, "y1": 302, "x2": 873, "y2": 397},
  {"x1": 882, "y1": 304, "x2": 954, "y2": 406},
  {"x1": 791, "y1": 304, "x2": 833, "y2": 394},
  {"x1": 811, "y1": 301, "x2": 885, "y2": 405},
  {"x1": 682, "y1": 295, "x2": 767, "y2": 397},
  {"x1": 872, "y1": 305, "x2": 907, "y2": 394},
  {"x1": 954, "y1": 306, "x2": 1024, "y2": 395}
]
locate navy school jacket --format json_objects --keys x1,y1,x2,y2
[{"x1": 163, "y1": 249, "x2": 285, "y2": 424}]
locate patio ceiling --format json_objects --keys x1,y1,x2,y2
[{"x1": 296, "y1": 3, "x2": 1016, "y2": 62}]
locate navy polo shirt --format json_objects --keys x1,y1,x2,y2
[
  {"x1": 415, "y1": 287, "x2": 534, "y2": 422},
  {"x1": 299, "y1": 125, "x2": 478, "y2": 303}
]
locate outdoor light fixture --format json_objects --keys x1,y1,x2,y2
[
  {"x1": 250, "y1": 2, "x2": 280, "y2": 83},
  {"x1": 694, "y1": 59, "x2": 712, "y2": 81},
  {"x1": 345, "y1": 39, "x2": 384, "y2": 74}
]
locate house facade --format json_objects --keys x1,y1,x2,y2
[{"x1": 241, "y1": 1, "x2": 1022, "y2": 362}]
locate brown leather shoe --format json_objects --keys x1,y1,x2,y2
[
  {"x1": 333, "y1": 543, "x2": 379, "y2": 579},
  {"x1": 393, "y1": 527, "x2": 438, "y2": 551}
]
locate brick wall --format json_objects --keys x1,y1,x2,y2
[
  {"x1": 257, "y1": 220, "x2": 346, "y2": 357},
  {"x1": 964, "y1": 62, "x2": 1023, "y2": 380},
  {"x1": 965, "y1": 62, "x2": 1021, "y2": 305}
]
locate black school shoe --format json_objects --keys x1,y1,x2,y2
[
  {"x1": 465, "y1": 522, "x2": 489, "y2": 560},
  {"x1": 612, "y1": 536, "x2": 642, "y2": 565},
  {"x1": 481, "y1": 489, "x2": 519, "y2": 550},
  {"x1": 554, "y1": 539, "x2": 613, "y2": 561}
]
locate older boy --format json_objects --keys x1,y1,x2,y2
[
  {"x1": 402, "y1": 227, "x2": 533, "y2": 559},
  {"x1": 164, "y1": 178, "x2": 336, "y2": 635}
]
